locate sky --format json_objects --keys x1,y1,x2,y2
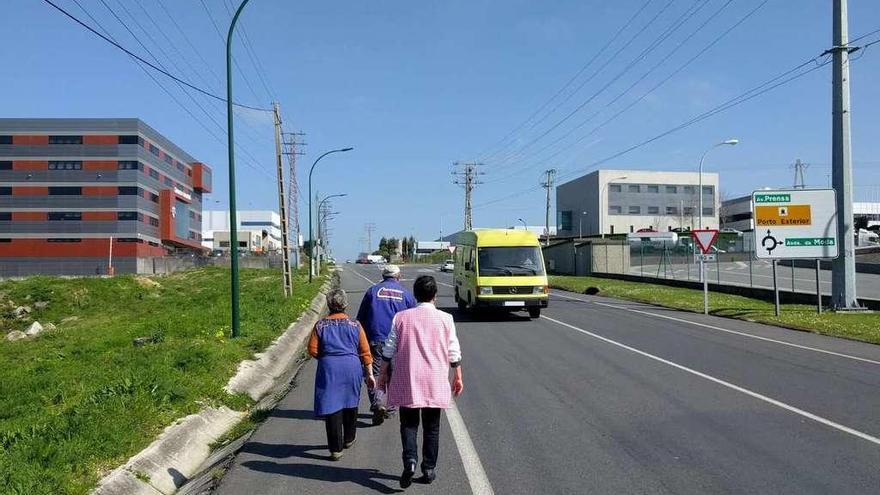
[{"x1": 3, "y1": 0, "x2": 880, "y2": 260}]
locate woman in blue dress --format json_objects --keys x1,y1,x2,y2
[{"x1": 308, "y1": 289, "x2": 376, "y2": 460}]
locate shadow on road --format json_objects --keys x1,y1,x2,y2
[
  {"x1": 241, "y1": 460, "x2": 403, "y2": 494},
  {"x1": 269, "y1": 409, "x2": 372, "y2": 422},
  {"x1": 438, "y1": 306, "x2": 532, "y2": 323},
  {"x1": 240, "y1": 442, "x2": 328, "y2": 461}
]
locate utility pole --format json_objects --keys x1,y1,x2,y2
[
  {"x1": 541, "y1": 169, "x2": 556, "y2": 246},
  {"x1": 830, "y1": 0, "x2": 859, "y2": 309},
  {"x1": 365, "y1": 223, "x2": 376, "y2": 254},
  {"x1": 272, "y1": 102, "x2": 292, "y2": 297},
  {"x1": 452, "y1": 161, "x2": 484, "y2": 230},
  {"x1": 791, "y1": 159, "x2": 809, "y2": 189},
  {"x1": 282, "y1": 130, "x2": 306, "y2": 269}
]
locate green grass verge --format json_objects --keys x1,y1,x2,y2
[
  {"x1": 549, "y1": 275, "x2": 880, "y2": 345},
  {"x1": 0, "y1": 267, "x2": 325, "y2": 495}
]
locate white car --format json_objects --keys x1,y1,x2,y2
[{"x1": 440, "y1": 260, "x2": 454, "y2": 272}]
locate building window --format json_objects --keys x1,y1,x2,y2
[
  {"x1": 48, "y1": 212, "x2": 82, "y2": 221},
  {"x1": 118, "y1": 135, "x2": 139, "y2": 145},
  {"x1": 683, "y1": 185, "x2": 696, "y2": 194},
  {"x1": 49, "y1": 186, "x2": 81, "y2": 195},
  {"x1": 666, "y1": 185, "x2": 677, "y2": 194},
  {"x1": 118, "y1": 186, "x2": 139, "y2": 195},
  {"x1": 557, "y1": 210, "x2": 573, "y2": 231},
  {"x1": 149, "y1": 143, "x2": 161, "y2": 156},
  {"x1": 118, "y1": 161, "x2": 140, "y2": 170},
  {"x1": 164, "y1": 177, "x2": 174, "y2": 187},
  {"x1": 702, "y1": 186, "x2": 714, "y2": 195},
  {"x1": 666, "y1": 206, "x2": 678, "y2": 215},
  {"x1": 0, "y1": 187, "x2": 10, "y2": 195},
  {"x1": 117, "y1": 238, "x2": 142, "y2": 243},
  {"x1": 0, "y1": 213, "x2": 10, "y2": 221},
  {"x1": 48, "y1": 161, "x2": 83, "y2": 170},
  {"x1": 219, "y1": 241, "x2": 230, "y2": 247},
  {"x1": 0, "y1": 136, "x2": 12, "y2": 145},
  {"x1": 48, "y1": 135, "x2": 83, "y2": 145},
  {"x1": 0, "y1": 161, "x2": 11, "y2": 170},
  {"x1": 702, "y1": 207, "x2": 714, "y2": 216},
  {"x1": 609, "y1": 205, "x2": 622, "y2": 215},
  {"x1": 628, "y1": 185, "x2": 640, "y2": 193},
  {"x1": 48, "y1": 238, "x2": 82, "y2": 243},
  {"x1": 609, "y1": 184, "x2": 622, "y2": 193},
  {"x1": 149, "y1": 193, "x2": 159, "y2": 203},
  {"x1": 149, "y1": 169, "x2": 160, "y2": 180},
  {"x1": 647, "y1": 185, "x2": 659, "y2": 193},
  {"x1": 684, "y1": 207, "x2": 695, "y2": 215},
  {"x1": 647, "y1": 206, "x2": 659, "y2": 215},
  {"x1": 148, "y1": 217, "x2": 159, "y2": 227},
  {"x1": 630, "y1": 225, "x2": 634, "y2": 233},
  {"x1": 164, "y1": 154, "x2": 173, "y2": 165},
  {"x1": 628, "y1": 206, "x2": 641, "y2": 214},
  {"x1": 238, "y1": 241, "x2": 247, "y2": 248},
  {"x1": 177, "y1": 163, "x2": 185, "y2": 173},
  {"x1": 117, "y1": 211, "x2": 138, "y2": 221}
]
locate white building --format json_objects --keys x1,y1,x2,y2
[
  {"x1": 556, "y1": 169, "x2": 720, "y2": 237},
  {"x1": 720, "y1": 194, "x2": 753, "y2": 231},
  {"x1": 202, "y1": 210, "x2": 283, "y2": 252}
]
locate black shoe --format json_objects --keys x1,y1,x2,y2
[
  {"x1": 419, "y1": 469, "x2": 436, "y2": 484},
  {"x1": 400, "y1": 461, "x2": 416, "y2": 488},
  {"x1": 372, "y1": 408, "x2": 386, "y2": 426}
]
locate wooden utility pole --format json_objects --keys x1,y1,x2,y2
[{"x1": 273, "y1": 102, "x2": 292, "y2": 297}]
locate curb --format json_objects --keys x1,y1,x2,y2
[{"x1": 91, "y1": 272, "x2": 338, "y2": 495}]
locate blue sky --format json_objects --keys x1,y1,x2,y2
[{"x1": 4, "y1": 0, "x2": 880, "y2": 260}]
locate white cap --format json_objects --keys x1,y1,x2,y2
[{"x1": 382, "y1": 264, "x2": 401, "y2": 277}]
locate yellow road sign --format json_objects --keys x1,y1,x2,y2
[{"x1": 754, "y1": 204, "x2": 811, "y2": 226}]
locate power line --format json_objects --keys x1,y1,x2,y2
[
  {"x1": 198, "y1": 0, "x2": 264, "y2": 105},
  {"x1": 221, "y1": 0, "x2": 277, "y2": 102},
  {"x1": 41, "y1": 0, "x2": 270, "y2": 112}
]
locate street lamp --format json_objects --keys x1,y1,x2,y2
[
  {"x1": 309, "y1": 148, "x2": 353, "y2": 282},
  {"x1": 600, "y1": 176, "x2": 627, "y2": 239},
  {"x1": 698, "y1": 139, "x2": 738, "y2": 229},
  {"x1": 317, "y1": 193, "x2": 347, "y2": 267},
  {"x1": 226, "y1": 0, "x2": 254, "y2": 338},
  {"x1": 579, "y1": 211, "x2": 588, "y2": 239},
  {"x1": 517, "y1": 218, "x2": 527, "y2": 229}
]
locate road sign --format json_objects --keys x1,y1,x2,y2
[
  {"x1": 692, "y1": 229, "x2": 719, "y2": 254},
  {"x1": 447, "y1": 245, "x2": 456, "y2": 254},
  {"x1": 752, "y1": 189, "x2": 838, "y2": 259},
  {"x1": 694, "y1": 253, "x2": 716, "y2": 262}
]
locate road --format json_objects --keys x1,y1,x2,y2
[
  {"x1": 630, "y1": 259, "x2": 880, "y2": 298},
  {"x1": 216, "y1": 263, "x2": 880, "y2": 494}
]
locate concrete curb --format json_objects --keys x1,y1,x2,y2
[{"x1": 91, "y1": 272, "x2": 338, "y2": 495}]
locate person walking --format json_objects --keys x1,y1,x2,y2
[
  {"x1": 378, "y1": 275, "x2": 463, "y2": 488},
  {"x1": 356, "y1": 264, "x2": 416, "y2": 425},
  {"x1": 308, "y1": 289, "x2": 375, "y2": 460}
]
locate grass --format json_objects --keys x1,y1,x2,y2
[
  {"x1": 0, "y1": 267, "x2": 325, "y2": 495},
  {"x1": 549, "y1": 275, "x2": 880, "y2": 345}
]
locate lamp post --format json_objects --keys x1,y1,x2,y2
[
  {"x1": 579, "y1": 211, "x2": 588, "y2": 239},
  {"x1": 698, "y1": 139, "x2": 738, "y2": 229},
  {"x1": 600, "y1": 176, "x2": 627, "y2": 239},
  {"x1": 517, "y1": 218, "x2": 527, "y2": 229},
  {"x1": 317, "y1": 193, "x2": 346, "y2": 267},
  {"x1": 226, "y1": 0, "x2": 253, "y2": 338},
  {"x1": 308, "y1": 148, "x2": 353, "y2": 282}
]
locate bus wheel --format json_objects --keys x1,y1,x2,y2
[{"x1": 528, "y1": 307, "x2": 541, "y2": 319}]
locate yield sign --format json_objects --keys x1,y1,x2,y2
[
  {"x1": 692, "y1": 229, "x2": 719, "y2": 254},
  {"x1": 447, "y1": 245, "x2": 456, "y2": 254}
]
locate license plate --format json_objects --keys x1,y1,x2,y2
[{"x1": 504, "y1": 301, "x2": 525, "y2": 307}]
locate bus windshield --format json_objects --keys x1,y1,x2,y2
[{"x1": 478, "y1": 246, "x2": 544, "y2": 276}]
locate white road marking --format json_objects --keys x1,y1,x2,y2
[
  {"x1": 552, "y1": 291, "x2": 880, "y2": 366},
  {"x1": 446, "y1": 400, "x2": 496, "y2": 495},
  {"x1": 541, "y1": 315, "x2": 880, "y2": 447},
  {"x1": 349, "y1": 267, "x2": 378, "y2": 285},
  {"x1": 438, "y1": 282, "x2": 455, "y2": 288},
  {"x1": 590, "y1": 300, "x2": 880, "y2": 366}
]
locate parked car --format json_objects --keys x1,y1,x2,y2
[
  {"x1": 720, "y1": 228, "x2": 743, "y2": 236},
  {"x1": 636, "y1": 228, "x2": 657, "y2": 233},
  {"x1": 440, "y1": 259, "x2": 454, "y2": 272}
]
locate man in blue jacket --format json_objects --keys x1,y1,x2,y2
[{"x1": 357, "y1": 264, "x2": 417, "y2": 425}]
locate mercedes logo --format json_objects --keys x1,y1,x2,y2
[{"x1": 510, "y1": 287, "x2": 518, "y2": 294}]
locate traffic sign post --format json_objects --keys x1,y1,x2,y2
[
  {"x1": 692, "y1": 229, "x2": 719, "y2": 315},
  {"x1": 751, "y1": 189, "x2": 839, "y2": 315}
]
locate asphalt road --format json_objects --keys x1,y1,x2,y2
[
  {"x1": 215, "y1": 263, "x2": 880, "y2": 494},
  {"x1": 630, "y1": 259, "x2": 880, "y2": 299}
]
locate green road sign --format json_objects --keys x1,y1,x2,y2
[
  {"x1": 754, "y1": 193, "x2": 791, "y2": 203},
  {"x1": 785, "y1": 237, "x2": 836, "y2": 247}
]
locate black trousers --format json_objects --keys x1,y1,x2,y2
[
  {"x1": 399, "y1": 407, "x2": 441, "y2": 472},
  {"x1": 324, "y1": 407, "x2": 358, "y2": 453}
]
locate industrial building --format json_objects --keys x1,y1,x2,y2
[
  {"x1": 556, "y1": 169, "x2": 720, "y2": 237},
  {"x1": 0, "y1": 118, "x2": 210, "y2": 276},
  {"x1": 201, "y1": 210, "x2": 284, "y2": 253}
]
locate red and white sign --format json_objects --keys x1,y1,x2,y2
[
  {"x1": 448, "y1": 245, "x2": 456, "y2": 254},
  {"x1": 692, "y1": 229, "x2": 719, "y2": 254}
]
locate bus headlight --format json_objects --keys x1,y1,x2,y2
[
  {"x1": 479, "y1": 286, "x2": 493, "y2": 295},
  {"x1": 534, "y1": 285, "x2": 548, "y2": 294}
]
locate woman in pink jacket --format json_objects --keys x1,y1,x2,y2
[{"x1": 378, "y1": 275, "x2": 463, "y2": 488}]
